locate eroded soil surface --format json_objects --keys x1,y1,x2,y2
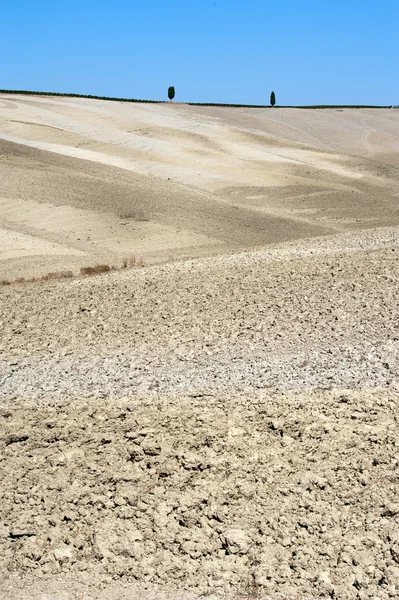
[
  {"x1": 1, "y1": 227, "x2": 399, "y2": 599},
  {"x1": 1, "y1": 97, "x2": 399, "y2": 280},
  {"x1": 1, "y1": 228, "x2": 398, "y2": 400},
  {"x1": 0, "y1": 389, "x2": 398, "y2": 600}
]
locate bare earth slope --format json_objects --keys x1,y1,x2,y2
[
  {"x1": 1, "y1": 95, "x2": 398, "y2": 278},
  {"x1": 1, "y1": 228, "x2": 399, "y2": 600},
  {"x1": 0, "y1": 97, "x2": 399, "y2": 599},
  {"x1": 1, "y1": 227, "x2": 399, "y2": 398}
]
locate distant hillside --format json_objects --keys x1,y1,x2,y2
[{"x1": 0, "y1": 89, "x2": 392, "y2": 109}]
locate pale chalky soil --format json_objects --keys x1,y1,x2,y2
[
  {"x1": 0, "y1": 389, "x2": 398, "y2": 600},
  {"x1": 1, "y1": 228, "x2": 399, "y2": 400},
  {"x1": 0, "y1": 228, "x2": 399, "y2": 599}
]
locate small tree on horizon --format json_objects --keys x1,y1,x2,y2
[
  {"x1": 168, "y1": 86, "x2": 175, "y2": 102},
  {"x1": 270, "y1": 91, "x2": 276, "y2": 107}
]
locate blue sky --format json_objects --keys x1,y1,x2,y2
[{"x1": 1, "y1": 0, "x2": 398, "y2": 105}]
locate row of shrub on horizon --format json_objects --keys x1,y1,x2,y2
[{"x1": 0, "y1": 89, "x2": 393, "y2": 109}]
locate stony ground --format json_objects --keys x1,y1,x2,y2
[
  {"x1": 1, "y1": 227, "x2": 399, "y2": 599},
  {"x1": 0, "y1": 389, "x2": 398, "y2": 600},
  {"x1": 1, "y1": 227, "x2": 398, "y2": 400}
]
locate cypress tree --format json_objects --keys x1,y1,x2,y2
[{"x1": 168, "y1": 86, "x2": 175, "y2": 101}]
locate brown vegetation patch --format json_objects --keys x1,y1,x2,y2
[{"x1": 0, "y1": 259, "x2": 143, "y2": 287}]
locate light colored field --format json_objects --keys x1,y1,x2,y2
[
  {"x1": 1, "y1": 96, "x2": 399, "y2": 600},
  {"x1": 1, "y1": 95, "x2": 398, "y2": 278}
]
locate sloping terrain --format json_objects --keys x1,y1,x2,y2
[
  {"x1": 1, "y1": 226, "x2": 399, "y2": 599},
  {"x1": 1, "y1": 227, "x2": 399, "y2": 398},
  {"x1": 0, "y1": 95, "x2": 398, "y2": 279},
  {"x1": 0, "y1": 96, "x2": 399, "y2": 599}
]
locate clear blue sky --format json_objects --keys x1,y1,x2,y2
[{"x1": 1, "y1": 0, "x2": 398, "y2": 105}]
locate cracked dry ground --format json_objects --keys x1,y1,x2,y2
[{"x1": 0, "y1": 232, "x2": 399, "y2": 600}]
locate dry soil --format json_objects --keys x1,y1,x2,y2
[
  {"x1": 0, "y1": 96, "x2": 398, "y2": 600},
  {"x1": 1, "y1": 96, "x2": 398, "y2": 279}
]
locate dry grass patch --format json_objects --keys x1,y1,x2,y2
[
  {"x1": 79, "y1": 264, "x2": 112, "y2": 276},
  {"x1": 40, "y1": 270, "x2": 74, "y2": 281},
  {"x1": 0, "y1": 258, "x2": 144, "y2": 288},
  {"x1": 122, "y1": 255, "x2": 144, "y2": 268},
  {"x1": 1, "y1": 271, "x2": 73, "y2": 286}
]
